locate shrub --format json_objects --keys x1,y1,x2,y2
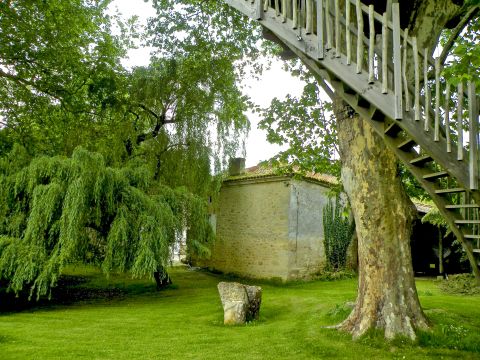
[
  {"x1": 437, "y1": 273, "x2": 480, "y2": 295},
  {"x1": 322, "y1": 197, "x2": 355, "y2": 271}
]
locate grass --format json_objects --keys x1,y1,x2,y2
[{"x1": 0, "y1": 267, "x2": 480, "y2": 360}]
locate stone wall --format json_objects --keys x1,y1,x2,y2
[
  {"x1": 196, "y1": 177, "x2": 292, "y2": 280},
  {"x1": 287, "y1": 180, "x2": 329, "y2": 279},
  {"x1": 194, "y1": 175, "x2": 329, "y2": 281}
]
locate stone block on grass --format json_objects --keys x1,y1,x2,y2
[{"x1": 217, "y1": 282, "x2": 262, "y2": 325}]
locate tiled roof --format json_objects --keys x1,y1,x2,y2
[
  {"x1": 225, "y1": 165, "x2": 338, "y2": 186},
  {"x1": 225, "y1": 164, "x2": 435, "y2": 214}
]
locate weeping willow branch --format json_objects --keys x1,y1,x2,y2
[{"x1": 0, "y1": 146, "x2": 214, "y2": 299}]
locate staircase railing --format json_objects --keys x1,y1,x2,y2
[
  {"x1": 237, "y1": 0, "x2": 480, "y2": 190},
  {"x1": 226, "y1": 0, "x2": 480, "y2": 254}
]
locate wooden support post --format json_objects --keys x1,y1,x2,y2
[
  {"x1": 446, "y1": 83, "x2": 451, "y2": 153},
  {"x1": 434, "y1": 57, "x2": 441, "y2": 141},
  {"x1": 317, "y1": 0, "x2": 324, "y2": 59},
  {"x1": 368, "y1": 5, "x2": 375, "y2": 83},
  {"x1": 469, "y1": 81, "x2": 479, "y2": 190},
  {"x1": 335, "y1": 0, "x2": 340, "y2": 57},
  {"x1": 402, "y1": 29, "x2": 410, "y2": 111},
  {"x1": 346, "y1": 0, "x2": 351, "y2": 65},
  {"x1": 424, "y1": 48, "x2": 430, "y2": 131},
  {"x1": 293, "y1": 0, "x2": 298, "y2": 28},
  {"x1": 355, "y1": 0, "x2": 364, "y2": 73},
  {"x1": 381, "y1": 12, "x2": 388, "y2": 94},
  {"x1": 326, "y1": 0, "x2": 332, "y2": 49},
  {"x1": 412, "y1": 37, "x2": 420, "y2": 121},
  {"x1": 392, "y1": 3, "x2": 402, "y2": 119},
  {"x1": 306, "y1": 0, "x2": 313, "y2": 33},
  {"x1": 301, "y1": 0, "x2": 306, "y2": 28},
  {"x1": 458, "y1": 82, "x2": 464, "y2": 161}
]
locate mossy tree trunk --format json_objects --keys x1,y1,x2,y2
[{"x1": 334, "y1": 99, "x2": 429, "y2": 339}]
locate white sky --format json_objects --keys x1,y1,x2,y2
[{"x1": 108, "y1": 0, "x2": 305, "y2": 167}]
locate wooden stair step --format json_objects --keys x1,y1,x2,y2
[
  {"x1": 343, "y1": 83, "x2": 356, "y2": 95},
  {"x1": 455, "y1": 220, "x2": 480, "y2": 224},
  {"x1": 435, "y1": 188, "x2": 465, "y2": 194},
  {"x1": 410, "y1": 155, "x2": 432, "y2": 166},
  {"x1": 398, "y1": 138, "x2": 416, "y2": 151},
  {"x1": 446, "y1": 204, "x2": 480, "y2": 209},
  {"x1": 423, "y1": 171, "x2": 449, "y2": 181},
  {"x1": 371, "y1": 108, "x2": 385, "y2": 122},
  {"x1": 357, "y1": 95, "x2": 370, "y2": 108},
  {"x1": 384, "y1": 122, "x2": 402, "y2": 137},
  {"x1": 464, "y1": 234, "x2": 480, "y2": 239}
]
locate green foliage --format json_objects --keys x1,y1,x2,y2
[
  {"x1": 314, "y1": 269, "x2": 356, "y2": 281},
  {"x1": 437, "y1": 274, "x2": 480, "y2": 295},
  {"x1": 0, "y1": 0, "x2": 130, "y2": 156},
  {"x1": 441, "y1": 11, "x2": 480, "y2": 87},
  {"x1": 0, "y1": 0, "x2": 254, "y2": 302},
  {"x1": 0, "y1": 147, "x2": 214, "y2": 299},
  {"x1": 421, "y1": 207, "x2": 449, "y2": 230},
  {"x1": 322, "y1": 197, "x2": 355, "y2": 271},
  {"x1": 258, "y1": 64, "x2": 341, "y2": 177}
]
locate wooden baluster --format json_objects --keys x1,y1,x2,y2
[
  {"x1": 298, "y1": 0, "x2": 305, "y2": 28},
  {"x1": 264, "y1": 0, "x2": 269, "y2": 11},
  {"x1": 317, "y1": 0, "x2": 324, "y2": 59},
  {"x1": 458, "y1": 82, "x2": 464, "y2": 161},
  {"x1": 355, "y1": 0, "x2": 363, "y2": 73},
  {"x1": 392, "y1": 3, "x2": 402, "y2": 119},
  {"x1": 306, "y1": 0, "x2": 313, "y2": 33},
  {"x1": 402, "y1": 29, "x2": 410, "y2": 111},
  {"x1": 469, "y1": 81, "x2": 479, "y2": 190},
  {"x1": 445, "y1": 82, "x2": 451, "y2": 152},
  {"x1": 368, "y1": 5, "x2": 375, "y2": 83},
  {"x1": 255, "y1": 0, "x2": 264, "y2": 19},
  {"x1": 335, "y1": 0, "x2": 340, "y2": 57},
  {"x1": 346, "y1": 0, "x2": 351, "y2": 65},
  {"x1": 293, "y1": 0, "x2": 298, "y2": 28},
  {"x1": 275, "y1": 0, "x2": 280, "y2": 16},
  {"x1": 424, "y1": 48, "x2": 430, "y2": 131},
  {"x1": 434, "y1": 58, "x2": 441, "y2": 141},
  {"x1": 412, "y1": 37, "x2": 420, "y2": 120},
  {"x1": 282, "y1": 0, "x2": 287, "y2": 22},
  {"x1": 326, "y1": 0, "x2": 332, "y2": 49},
  {"x1": 381, "y1": 12, "x2": 388, "y2": 93}
]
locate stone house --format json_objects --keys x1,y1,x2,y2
[
  {"x1": 192, "y1": 159, "x2": 455, "y2": 281},
  {"x1": 194, "y1": 159, "x2": 340, "y2": 281}
]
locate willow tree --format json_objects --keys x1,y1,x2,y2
[
  {"x1": 0, "y1": 0, "x2": 252, "y2": 297},
  {"x1": 0, "y1": 146, "x2": 216, "y2": 298}
]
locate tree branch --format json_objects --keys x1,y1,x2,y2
[{"x1": 439, "y1": 5, "x2": 480, "y2": 66}]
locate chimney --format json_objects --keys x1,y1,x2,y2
[{"x1": 228, "y1": 158, "x2": 246, "y2": 176}]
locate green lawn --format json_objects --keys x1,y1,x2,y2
[{"x1": 1, "y1": 267, "x2": 480, "y2": 360}]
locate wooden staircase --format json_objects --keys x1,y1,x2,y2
[{"x1": 224, "y1": 0, "x2": 480, "y2": 268}]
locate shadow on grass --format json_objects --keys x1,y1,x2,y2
[{"x1": 0, "y1": 273, "x2": 171, "y2": 314}]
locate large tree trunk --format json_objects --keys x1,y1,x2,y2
[{"x1": 334, "y1": 99, "x2": 429, "y2": 340}]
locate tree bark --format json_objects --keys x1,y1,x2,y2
[
  {"x1": 153, "y1": 266, "x2": 172, "y2": 290},
  {"x1": 334, "y1": 99, "x2": 429, "y2": 340}
]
